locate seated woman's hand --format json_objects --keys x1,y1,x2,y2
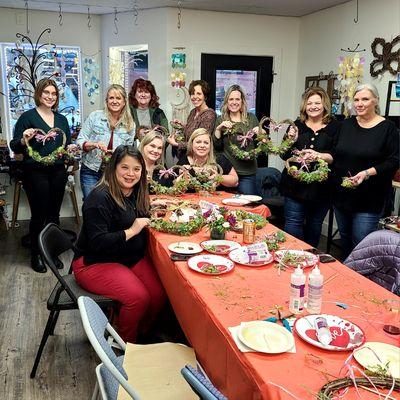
[{"x1": 125, "y1": 218, "x2": 150, "y2": 240}]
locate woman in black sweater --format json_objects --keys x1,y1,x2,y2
[
  {"x1": 73, "y1": 146, "x2": 166, "y2": 343},
  {"x1": 10, "y1": 78, "x2": 71, "y2": 273},
  {"x1": 332, "y1": 83, "x2": 399, "y2": 257},
  {"x1": 280, "y1": 87, "x2": 339, "y2": 247}
]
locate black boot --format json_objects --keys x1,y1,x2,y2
[{"x1": 31, "y1": 253, "x2": 47, "y2": 273}]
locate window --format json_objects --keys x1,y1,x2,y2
[
  {"x1": 109, "y1": 45, "x2": 148, "y2": 94},
  {"x1": 0, "y1": 43, "x2": 82, "y2": 143}
]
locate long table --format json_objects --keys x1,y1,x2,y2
[{"x1": 148, "y1": 194, "x2": 399, "y2": 399}]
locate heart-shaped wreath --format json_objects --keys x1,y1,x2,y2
[
  {"x1": 149, "y1": 165, "x2": 188, "y2": 195},
  {"x1": 285, "y1": 149, "x2": 330, "y2": 184},
  {"x1": 27, "y1": 128, "x2": 79, "y2": 165},
  {"x1": 225, "y1": 117, "x2": 296, "y2": 160}
]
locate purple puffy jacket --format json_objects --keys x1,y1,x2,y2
[{"x1": 344, "y1": 230, "x2": 400, "y2": 294}]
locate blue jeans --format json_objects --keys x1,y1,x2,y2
[
  {"x1": 238, "y1": 174, "x2": 257, "y2": 195},
  {"x1": 284, "y1": 197, "x2": 329, "y2": 248},
  {"x1": 334, "y1": 207, "x2": 381, "y2": 258},
  {"x1": 80, "y1": 163, "x2": 103, "y2": 200}
]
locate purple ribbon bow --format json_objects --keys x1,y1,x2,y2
[
  {"x1": 158, "y1": 167, "x2": 178, "y2": 179},
  {"x1": 237, "y1": 130, "x2": 255, "y2": 148},
  {"x1": 35, "y1": 131, "x2": 58, "y2": 145}
]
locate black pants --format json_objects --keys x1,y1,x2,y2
[{"x1": 23, "y1": 164, "x2": 67, "y2": 253}]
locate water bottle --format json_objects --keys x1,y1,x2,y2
[
  {"x1": 289, "y1": 265, "x2": 306, "y2": 314},
  {"x1": 307, "y1": 265, "x2": 324, "y2": 313},
  {"x1": 314, "y1": 316, "x2": 332, "y2": 345}
]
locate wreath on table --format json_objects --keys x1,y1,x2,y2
[
  {"x1": 27, "y1": 128, "x2": 80, "y2": 165},
  {"x1": 224, "y1": 117, "x2": 296, "y2": 160},
  {"x1": 286, "y1": 149, "x2": 330, "y2": 184}
]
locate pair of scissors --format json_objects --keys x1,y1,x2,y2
[{"x1": 264, "y1": 309, "x2": 292, "y2": 332}]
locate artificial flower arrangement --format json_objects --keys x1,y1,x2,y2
[
  {"x1": 225, "y1": 117, "x2": 296, "y2": 160},
  {"x1": 203, "y1": 206, "x2": 237, "y2": 238},
  {"x1": 286, "y1": 149, "x2": 330, "y2": 184}
]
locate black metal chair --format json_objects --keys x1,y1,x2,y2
[{"x1": 30, "y1": 223, "x2": 115, "y2": 378}]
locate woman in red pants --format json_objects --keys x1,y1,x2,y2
[{"x1": 72, "y1": 145, "x2": 166, "y2": 343}]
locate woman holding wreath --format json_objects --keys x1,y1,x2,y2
[
  {"x1": 213, "y1": 85, "x2": 259, "y2": 194},
  {"x1": 167, "y1": 80, "x2": 216, "y2": 161},
  {"x1": 10, "y1": 78, "x2": 71, "y2": 272},
  {"x1": 332, "y1": 83, "x2": 399, "y2": 257},
  {"x1": 76, "y1": 84, "x2": 135, "y2": 199},
  {"x1": 176, "y1": 128, "x2": 238, "y2": 191},
  {"x1": 72, "y1": 145, "x2": 166, "y2": 343},
  {"x1": 280, "y1": 87, "x2": 339, "y2": 248}
]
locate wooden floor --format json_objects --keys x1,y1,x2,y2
[{"x1": 0, "y1": 218, "x2": 96, "y2": 400}]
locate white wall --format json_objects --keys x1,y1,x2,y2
[
  {"x1": 0, "y1": 7, "x2": 103, "y2": 220},
  {"x1": 297, "y1": 0, "x2": 400, "y2": 115}
]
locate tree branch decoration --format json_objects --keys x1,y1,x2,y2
[{"x1": 370, "y1": 36, "x2": 400, "y2": 77}]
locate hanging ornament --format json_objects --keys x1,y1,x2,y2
[
  {"x1": 337, "y1": 53, "x2": 364, "y2": 117},
  {"x1": 83, "y1": 55, "x2": 101, "y2": 105}
]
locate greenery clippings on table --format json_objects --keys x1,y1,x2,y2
[
  {"x1": 149, "y1": 212, "x2": 205, "y2": 236},
  {"x1": 233, "y1": 210, "x2": 267, "y2": 229},
  {"x1": 264, "y1": 231, "x2": 286, "y2": 251},
  {"x1": 286, "y1": 154, "x2": 330, "y2": 184},
  {"x1": 317, "y1": 376, "x2": 400, "y2": 399}
]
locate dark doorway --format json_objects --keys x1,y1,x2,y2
[{"x1": 201, "y1": 53, "x2": 274, "y2": 166}]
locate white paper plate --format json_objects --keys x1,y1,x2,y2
[
  {"x1": 188, "y1": 254, "x2": 234, "y2": 275},
  {"x1": 354, "y1": 342, "x2": 400, "y2": 379},
  {"x1": 229, "y1": 247, "x2": 274, "y2": 267},
  {"x1": 168, "y1": 242, "x2": 203, "y2": 255},
  {"x1": 274, "y1": 250, "x2": 319, "y2": 269},
  {"x1": 238, "y1": 195, "x2": 262, "y2": 202},
  {"x1": 294, "y1": 314, "x2": 365, "y2": 351},
  {"x1": 200, "y1": 240, "x2": 241, "y2": 255},
  {"x1": 222, "y1": 198, "x2": 251, "y2": 206},
  {"x1": 238, "y1": 321, "x2": 294, "y2": 354}
]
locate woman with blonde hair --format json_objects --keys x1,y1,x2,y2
[
  {"x1": 177, "y1": 128, "x2": 238, "y2": 190},
  {"x1": 139, "y1": 129, "x2": 165, "y2": 181},
  {"x1": 280, "y1": 86, "x2": 339, "y2": 247},
  {"x1": 77, "y1": 84, "x2": 135, "y2": 199},
  {"x1": 213, "y1": 84, "x2": 259, "y2": 194}
]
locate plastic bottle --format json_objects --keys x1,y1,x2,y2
[
  {"x1": 307, "y1": 265, "x2": 324, "y2": 313},
  {"x1": 289, "y1": 265, "x2": 306, "y2": 314},
  {"x1": 314, "y1": 316, "x2": 332, "y2": 345}
]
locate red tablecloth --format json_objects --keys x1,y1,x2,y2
[{"x1": 148, "y1": 196, "x2": 399, "y2": 400}]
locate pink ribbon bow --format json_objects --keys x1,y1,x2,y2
[
  {"x1": 237, "y1": 130, "x2": 255, "y2": 148},
  {"x1": 35, "y1": 130, "x2": 58, "y2": 145},
  {"x1": 269, "y1": 122, "x2": 283, "y2": 132},
  {"x1": 158, "y1": 167, "x2": 178, "y2": 179}
]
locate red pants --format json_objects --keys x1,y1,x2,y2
[{"x1": 72, "y1": 256, "x2": 166, "y2": 343}]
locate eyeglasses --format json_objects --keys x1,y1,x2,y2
[{"x1": 42, "y1": 90, "x2": 58, "y2": 98}]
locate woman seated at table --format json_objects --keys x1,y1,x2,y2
[
  {"x1": 176, "y1": 128, "x2": 238, "y2": 191},
  {"x1": 213, "y1": 84, "x2": 260, "y2": 195},
  {"x1": 72, "y1": 145, "x2": 166, "y2": 343},
  {"x1": 139, "y1": 129, "x2": 173, "y2": 189},
  {"x1": 76, "y1": 84, "x2": 135, "y2": 199}
]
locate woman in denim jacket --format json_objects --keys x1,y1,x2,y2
[{"x1": 77, "y1": 84, "x2": 135, "y2": 199}]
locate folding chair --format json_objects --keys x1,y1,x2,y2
[
  {"x1": 78, "y1": 296, "x2": 207, "y2": 400},
  {"x1": 30, "y1": 223, "x2": 115, "y2": 378}
]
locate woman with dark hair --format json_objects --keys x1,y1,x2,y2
[
  {"x1": 213, "y1": 84, "x2": 259, "y2": 194},
  {"x1": 77, "y1": 84, "x2": 135, "y2": 199},
  {"x1": 280, "y1": 86, "x2": 339, "y2": 247},
  {"x1": 128, "y1": 78, "x2": 169, "y2": 141},
  {"x1": 332, "y1": 83, "x2": 399, "y2": 257},
  {"x1": 72, "y1": 145, "x2": 166, "y2": 343},
  {"x1": 168, "y1": 79, "x2": 216, "y2": 156},
  {"x1": 10, "y1": 78, "x2": 71, "y2": 273}
]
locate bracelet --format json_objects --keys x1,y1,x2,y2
[{"x1": 364, "y1": 170, "x2": 370, "y2": 180}]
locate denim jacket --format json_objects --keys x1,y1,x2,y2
[{"x1": 76, "y1": 110, "x2": 135, "y2": 172}]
